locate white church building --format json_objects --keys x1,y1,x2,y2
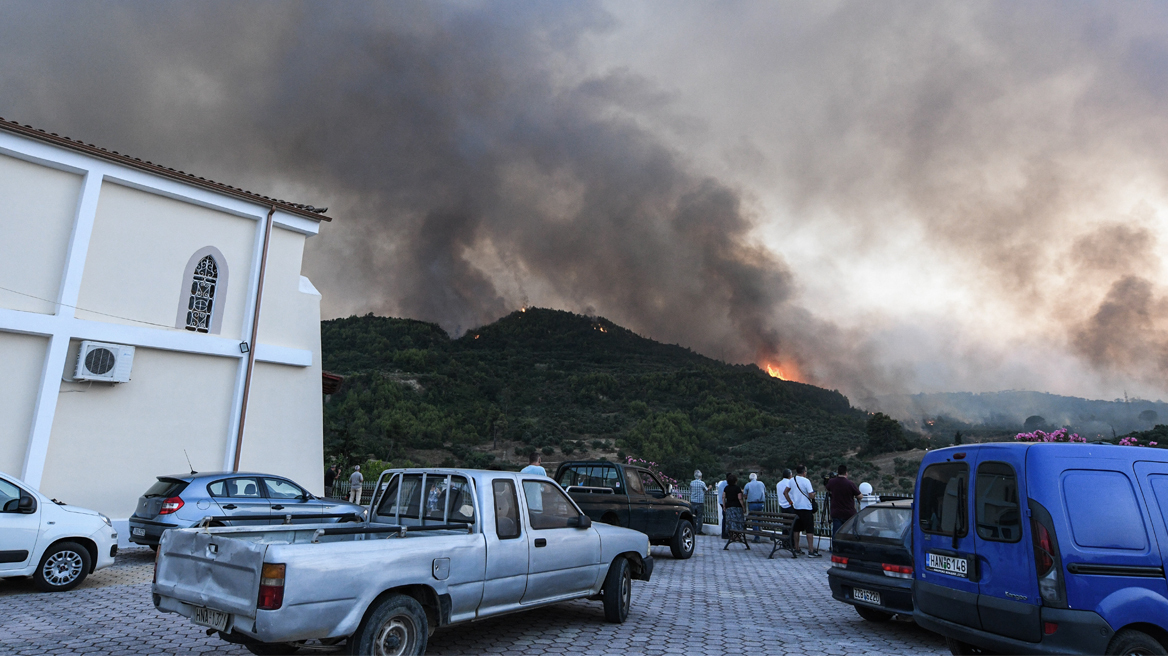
[{"x1": 0, "y1": 118, "x2": 330, "y2": 538}]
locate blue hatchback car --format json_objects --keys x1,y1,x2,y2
[
  {"x1": 913, "y1": 442, "x2": 1168, "y2": 655},
  {"x1": 128, "y1": 471, "x2": 365, "y2": 548}
]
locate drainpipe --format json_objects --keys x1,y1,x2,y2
[{"x1": 234, "y1": 206, "x2": 275, "y2": 471}]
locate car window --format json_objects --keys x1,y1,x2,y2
[
  {"x1": 624, "y1": 468, "x2": 644, "y2": 495},
  {"x1": 975, "y1": 462, "x2": 1022, "y2": 543},
  {"x1": 211, "y1": 477, "x2": 263, "y2": 499},
  {"x1": 423, "y1": 476, "x2": 476, "y2": 524},
  {"x1": 144, "y1": 478, "x2": 189, "y2": 499},
  {"x1": 918, "y1": 463, "x2": 968, "y2": 537},
  {"x1": 523, "y1": 480, "x2": 579, "y2": 530},
  {"x1": 264, "y1": 478, "x2": 304, "y2": 500},
  {"x1": 640, "y1": 471, "x2": 664, "y2": 495},
  {"x1": 0, "y1": 478, "x2": 22, "y2": 513},
  {"x1": 493, "y1": 479, "x2": 521, "y2": 539},
  {"x1": 843, "y1": 506, "x2": 912, "y2": 543},
  {"x1": 1064, "y1": 470, "x2": 1147, "y2": 550}
]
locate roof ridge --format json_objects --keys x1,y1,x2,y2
[{"x1": 0, "y1": 116, "x2": 332, "y2": 223}]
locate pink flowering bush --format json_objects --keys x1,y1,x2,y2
[
  {"x1": 1014, "y1": 428, "x2": 1086, "y2": 443},
  {"x1": 625, "y1": 456, "x2": 679, "y2": 490},
  {"x1": 1119, "y1": 437, "x2": 1159, "y2": 447}
]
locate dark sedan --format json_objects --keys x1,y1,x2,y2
[
  {"x1": 827, "y1": 499, "x2": 913, "y2": 622},
  {"x1": 128, "y1": 471, "x2": 365, "y2": 548}
]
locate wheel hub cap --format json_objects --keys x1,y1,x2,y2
[{"x1": 43, "y1": 550, "x2": 83, "y2": 586}]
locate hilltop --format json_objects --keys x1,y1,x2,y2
[{"x1": 320, "y1": 308, "x2": 899, "y2": 486}]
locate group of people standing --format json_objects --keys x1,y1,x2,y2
[
  {"x1": 324, "y1": 464, "x2": 366, "y2": 505},
  {"x1": 690, "y1": 464, "x2": 863, "y2": 557}
]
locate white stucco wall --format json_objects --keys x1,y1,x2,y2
[
  {"x1": 0, "y1": 332, "x2": 48, "y2": 476},
  {"x1": 0, "y1": 153, "x2": 81, "y2": 314},
  {"x1": 40, "y1": 348, "x2": 238, "y2": 518},
  {"x1": 240, "y1": 360, "x2": 325, "y2": 496},
  {"x1": 255, "y1": 227, "x2": 317, "y2": 350},
  {"x1": 76, "y1": 182, "x2": 255, "y2": 338}
]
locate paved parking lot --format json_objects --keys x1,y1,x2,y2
[{"x1": 1, "y1": 536, "x2": 946, "y2": 655}]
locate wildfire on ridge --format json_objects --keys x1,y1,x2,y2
[{"x1": 765, "y1": 364, "x2": 787, "y2": 380}]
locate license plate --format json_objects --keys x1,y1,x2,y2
[
  {"x1": 192, "y1": 606, "x2": 231, "y2": 632},
  {"x1": 852, "y1": 588, "x2": 881, "y2": 605},
  {"x1": 926, "y1": 552, "x2": 968, "y2": 577},
  {"x1": 131, "y1": 527, "x2": 146, "y2": 537}
]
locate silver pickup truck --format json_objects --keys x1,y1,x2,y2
[{"x1": 152, "y1": 468, "x2": 654, "y2": 655}]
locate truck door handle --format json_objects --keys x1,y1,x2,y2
[
  {"x1": 534, "y1": 538, "x2": 547, "y2": 547},
  {"x1": 271, "y1": 505, "x2": 284, "y2": 510},
  {"x1": 222, "y1": 504, "x2": 237, "y2": 510}
]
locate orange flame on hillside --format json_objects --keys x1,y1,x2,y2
[{"x1": 766, "y1": 364, "x2": 786, "y2": 380}]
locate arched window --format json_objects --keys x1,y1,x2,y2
[
  {"x1": 176, "y1": 246, "x2": 229, "y2": 334},
  {"x1": 186, "y1": 255, "x2": 218, "y2": 332}
]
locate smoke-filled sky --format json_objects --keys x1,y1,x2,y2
[{"x1": 3, "y1": 1, "x2": 1168, "y2": 404}]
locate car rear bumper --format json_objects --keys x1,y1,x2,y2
[
  {"x1": 827, "y1": 567, "x2": 913, "y2": 614},
  {"x1": 128, "y1": 517, "x2": 182, "y2": 546},
  {"x1": 914, "y1": 607, "x2": 1113, "y2": 655}
]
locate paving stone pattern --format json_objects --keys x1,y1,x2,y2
[{"x1": 0, "y1": 538, "x2": 946, "y2": 655}]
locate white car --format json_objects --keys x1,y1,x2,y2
[{"x1": 0, "y1": 471, "x2": 118, "y2": 592}]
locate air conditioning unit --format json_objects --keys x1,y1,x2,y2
[{"x1": 74, "y1": 341, "x2": 135, "y2": 383}]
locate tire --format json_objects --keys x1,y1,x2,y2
[
  {"x1": 602, "y1": 557, "x2": 632, "y2": 624},
  {"x1": 246, "y1": 642, "x2": 303, "y2": 655},
  {"x1": 1108, "y1": 629, "x2": 1168, "y2": 656},
  {"x1": 33, "y1": 541, "x2": 91, "y2": 592},
  {"x1": 669, "y1": 520, "x2": 696, "y2": 559},
  {"x1": 854, "y1": 605, "x2": 893, "y2": 622},
  {"x1": 946, "y1": 636, "x2": 996, "y2": 655},
  {"x1": 348, "y1": 593, "x2": 428, "y2": 656}
]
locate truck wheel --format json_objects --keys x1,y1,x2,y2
[
  {"x1": 669, "y1": 520, "x2": 695, "y2": 559},
  {"x1": 602, "y1": 557, "x2": 632, "y2": 623},
  {"x1": 1107, "y1": 629, "x2": 1168, "y2": 656},
  {"x1": 349, "y1": 593, "x2": 428, "y2": 656},
  {"x1": 33, "y1": 541, "x2": 91, "y2": 592},
  {"x1": 854, "y1": 605, "x2": 893, "y2": 622}
]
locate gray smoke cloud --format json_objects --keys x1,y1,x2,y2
[{"x1": 3, "y1": 2, "x2": 1168, "y2": 403}]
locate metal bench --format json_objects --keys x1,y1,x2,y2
[{"x1": 732, "y1": 510, "x2": 798, "y2": 559}]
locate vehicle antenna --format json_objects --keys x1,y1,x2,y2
[{"x1": 184, "y1": 449, "x2": 197, "y2": 475}]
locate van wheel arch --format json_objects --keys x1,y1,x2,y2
[{"x1": 1108, "y1": 625, "x2": 1168, "y2": 655}]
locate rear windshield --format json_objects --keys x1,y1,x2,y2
[
  {"x1": 918, "y1": 462, "x2": 968, "y2": 537},
  {"x1": 377, "y1": 474, "x2": 475, "y2": 524},
  {"x1": 143, "y1": 478, "x2": 188, "y2": 499},
  {"x1": 838, "y1": 506, "x2": 912, "y2": 544},
  {"x1": 558, "y1": 465, "x2": 620, "y2": 491}
]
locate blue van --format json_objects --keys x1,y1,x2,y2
[{"x1": 913, "y1": 442, "x2": 1168, "y2": 655}]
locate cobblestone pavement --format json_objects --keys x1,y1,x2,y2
[{"x1": 0, "y1": 537, "x2": 946, "y2": 655}]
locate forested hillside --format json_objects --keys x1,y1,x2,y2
[{"x1": 321, "y1": 308, "x2": 887, "y2": 484}]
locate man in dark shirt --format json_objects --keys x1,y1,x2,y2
[
  {"x1": 825, "y1": 464, "x2": 861, "y2": 536},
  {"x1": 324, "y1": 465, "x2": 336, "y2": 498}
]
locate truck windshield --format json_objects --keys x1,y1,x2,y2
[{"x1": 918, "y1": 462, "x2": 968, "y2": 537}]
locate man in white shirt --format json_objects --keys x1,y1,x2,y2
[
  {"x1": 775, "y1": 469, "x2": 794, "y2": 513},
  {"x1": 716, "y1": 475, "x2": 729, "y2": 539},
  {"x1": 520, "y1": 452, "x2": 547, "y2": 476},
  {"x1": 782, "y1": 465, "x2": 821, "y2": 557}
]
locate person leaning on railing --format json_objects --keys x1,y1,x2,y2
[{"x1": 689, "y1": 471, "x2": 709, "y2": 533}]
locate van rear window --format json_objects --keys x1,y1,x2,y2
[
  {"x1": 976, "y1": 462, "x2": 1022, "y2": 543},
  {"x1": 918, "y1": 462, "x2": 968, "y2": 537},
  {"x1": 1063, "y1": 471, "x2": 1147, "y2": 550}
]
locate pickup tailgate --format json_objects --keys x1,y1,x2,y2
[{"x1": 154, "y1": 529, "x2": 266, "y2": 618}]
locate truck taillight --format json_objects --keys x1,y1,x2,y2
[
  {"x1": 831, "y1": 555, "x2": 848, "y2": 566},
  {"x1": 257, "y1": 563, "x2": 285, "y2": 610},
  {"x1": 882, "y1": 563, "x2": 913, "y2": 579},
  {"x1": 159, "y1": 497, "x2": 184, "y2": 515}
]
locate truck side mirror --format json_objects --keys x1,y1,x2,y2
[{"x1": 570, "y1": 514, "x2": 592, "y2": 529}]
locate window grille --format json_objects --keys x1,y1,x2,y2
[{"x1": 185, "y1": 255, "x2": 218, "y2": 332}]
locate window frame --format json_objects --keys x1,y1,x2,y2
[
  {"x1": 918, "y1": 462, "x2": 970, "y2": 538},
  {"x1": 175, "y1": 246, "x2": 229, "y2": 335},
  {"x1": 975, "y1": 461, "x2": 1023, "y2": 544},
  {"x1": 263, "y1": 477, "x2": 306, "y2": 500},
  {"x1": 523, "y1": 479, "x2": 582, "y2": 530},
  {"x1": 624, "y1": 468, "x2": 645, "y2": 495},
  {"x1": 208, "y1": 476, "x2": 266, "y2": 499},
  {"x1": 493, "y1": 479, "x2": 522, "y2": 540}
]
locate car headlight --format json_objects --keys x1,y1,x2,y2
[{"x1": 99, "y1": 513, "x2": 112, "y2": 527}]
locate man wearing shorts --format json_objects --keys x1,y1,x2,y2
[{"x1": 783, "y1": 465, "x2": 822, "y2": 557}]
